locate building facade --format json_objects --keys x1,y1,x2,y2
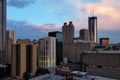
[
  {"x1": 100, "y1": 38, "x2": 109, "y2": 46},
  {"x1": 37, "y1": 37, "x2": 56, "y2": 68},
  {"x1": 81, "y1": 52, "x2": 120, "y2": 79},
  {"x1": 26, "y1": 44, "x2": 37, "y2": 75},
  {"x1": 88, "y1": 16, "x2": 97, "y2": 43},
  {"x1": 5, "y1": 30, "x2": 16, "y2": 64},
  {"x1": 48, "y1": 31, "x2": 63, "y2": 65},
  {"x1": 12, "y1": 39, "x2": 37, "y2": 78},
  {"x1": 0, "y1": 0, "x2": 6, "y2": 64}
]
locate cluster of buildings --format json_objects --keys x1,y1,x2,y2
[{"x1": 0, "y1": 0, "x2": 120, "y2": 80}]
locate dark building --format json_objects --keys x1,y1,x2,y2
[
  {"x1": 88, "y1": 16, "x2": 97, "y2": 43},
  {"x1": 81, "y1": 52, "x2": 120, "y2": 79},
  {"x1": 0, "y1": 0, "x2": 6, "y2": 64},
  {"x1": 79, "y1": 29, "x2": 89, "y2": 41},
  {"x1": 26, "y1": 44, "x2": 37, "y2": 75},
  {"x1": 100, "y1": 38, "x2": 109, "y2": 46},
  {"x1": 48, "y1": 31, "x2": 63, "y2": 65}
]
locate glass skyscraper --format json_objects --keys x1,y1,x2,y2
[
  {"x1": 0, "y1": 0, "x2": 6, "y2": 64},
  {"x1": 88, "y1": 16, "x2": 97, "y2": 43}
]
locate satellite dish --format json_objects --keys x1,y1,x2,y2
[{"x1": 63, "y1": 57, "x2": 68, "y2": 65}]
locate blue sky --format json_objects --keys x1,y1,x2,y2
[{"x1": 7, "y1": 0, "x2": 120, "y2": 43}]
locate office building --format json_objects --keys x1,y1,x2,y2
[
  {"x1": 62, "y1": 21, "x2": 75, "y2": 63},
  {"x1": 5, "y1": 30, "x2": 16, "y2": 64},
  {"x1": 100, "y1": 38, "x2": 109, "y2": 46},
  {"x1": 88, "y1": 16, "x2": 97, "y2": 43},
  {"x1": 12, "y1": 39, "x2": 37, "y2": 78},
  {"x1": 0, "y1": 0, "x2": 6, "y2": 64},
  {"x1": 65, "y1": 39, "x2": 95, "y2": 63},
  {"x1": 48, "y1": 31, "x2": 63, "y2": 65},
  {"x1": 79, "y1": 29, "x2": 89, "y2": 41},
  {"x1": 37, "y1": 37, "x2": 56, "y2": 68}
]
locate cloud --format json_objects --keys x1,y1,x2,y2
[
  {"x1": 84, "y1": 0, "x2": 120, "y2": 30},
  {"x1": 7, "y1": 19, "x2": 61, "y2": 40},
  {"x1": 63, "y1": 0, "x2": 120, "y2": 31},
  {"x1": 7, "y1": 0, "x2": 37, "y2": 8}
]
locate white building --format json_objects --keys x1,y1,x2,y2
[{"x1": 38, "y1": 37, "x2": 56, "y2": 68}]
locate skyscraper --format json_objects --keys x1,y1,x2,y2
[
  {"x1": 88, "y1": 16, "x2": 97, "y2": 43},
  {"x1": 48, "y1": 31, "x2": 63, "y2": 65},
  {"x1": 62, "y1": 21, "x2": 75, "y2": 62},
  {"x1": 0, "y1": 0, "x2": 6, "y2": 64}
]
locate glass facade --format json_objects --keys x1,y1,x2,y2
[
  {"x1": 88, "y1": 16, "x2": 97, "y2": 43},
  {"x1": 56, "y1": 32, "x2": 63, "y2": 42}
]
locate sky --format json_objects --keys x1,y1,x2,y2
[{"x1": 7, "y1": 0, "x2": 120, "y2": 43}]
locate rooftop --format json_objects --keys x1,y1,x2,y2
[{"x1": 29, "y1": 74, "x2": 65, "y2": 80}]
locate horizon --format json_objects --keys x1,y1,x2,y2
[{"x1": 7, "y1": 0, "x2": 120, "y2": 43}]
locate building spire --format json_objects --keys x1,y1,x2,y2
[{"x1": 92, "y1": 8, "x2": 94, "y2": 16}]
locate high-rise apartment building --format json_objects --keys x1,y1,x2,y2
[
  {"x1": 37, "y1": 37, "x2": 56, "y2": 68},
  {"x1": 0, "y1": 0, "x2": 6, "y2": 64},
  {"x1": 88, "y1": 16, "x2": 97, "y2": 43},
  {"x1": 62, "y1": 21, "x2": 74, "y2": 44},
  {"x1": 12, "y1": 39, "x2": 37, "y2": 78},
  {"x1": 48, "y1": 31, "x2": 63, "y2": 65},
  {"x1": 5, "y1": 30, "x2": 16, "y2": 64},
  {"x1": 79, "y1": 29, "x2": 89, "y2": 41}
]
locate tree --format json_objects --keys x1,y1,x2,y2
[{"x1": 23, "y1": 72, "x2": 31, "y2": 80}]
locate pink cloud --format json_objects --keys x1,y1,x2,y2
[
  {"x1": 85, "y1": 0, "x2": 120, "y2": 30},
  {"x1": 29, "y1": 23, "x2": 61, "y2": 31}
]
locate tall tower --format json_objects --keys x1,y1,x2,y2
[
  {"x1": 62, "y1": 21, "x2": 74, "y2": 44},
  {"x1": 0, "y1": 0, "x2": 6, "y2": 64},
  {"x1": 88, "y1": 16, "x2": 97, "y2": 43}
]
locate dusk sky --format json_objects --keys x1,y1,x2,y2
[{"x1": 7, "y1": 0, "x2": 120, "y2": 43}]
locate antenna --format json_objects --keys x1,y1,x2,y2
[{"x1": 92, "y1": 8, "x2": 94, "y2": 16}]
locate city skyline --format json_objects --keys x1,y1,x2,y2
[{"x1": 7, "y1": 0, "x2": 120, "y2": 43}]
